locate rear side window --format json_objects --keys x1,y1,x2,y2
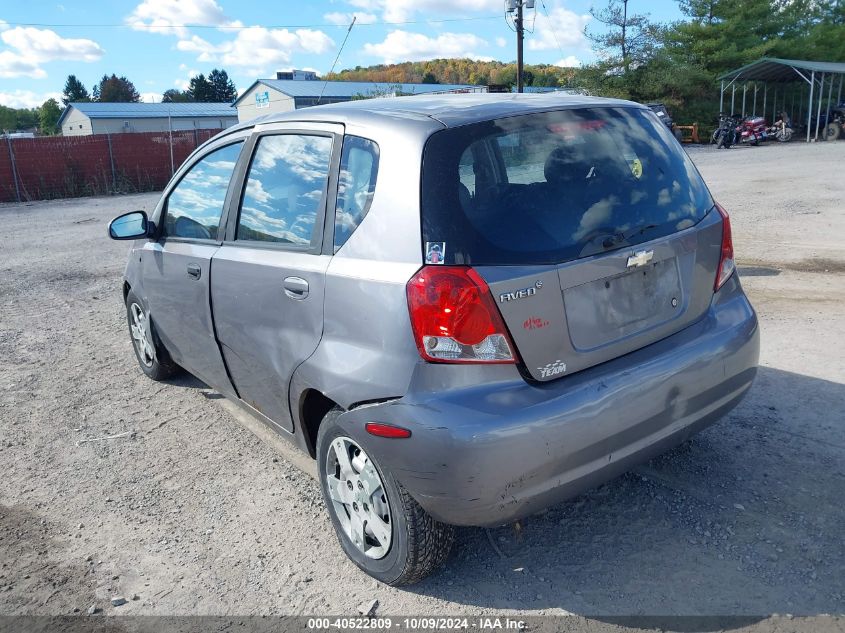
[
  {"x1": 237, "y1": 134, "x2": 333, "y2": 246},
  {"x1": 334, "y1": 136, "x2": 379, "y2": 251},
  {"x1": 163, "y1": 142, "x2": 243, "y2": 240},
  {"x1": 421, "y1": 107, "x2": 713, "y2": 265}
]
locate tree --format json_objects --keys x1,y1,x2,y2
[
  {"x1": 162, "y1": 89, "x2": 193, "y2": 103},
  {"x1": 62, "y1": 75, "x2": 90, "y2": 105},
  {"x1": 422, "y1": 72, "x2": 438, "y2": 84},
  {"x1": 93, "y1": 74, "x2": 141, "y2": 102},
  {"x1": 585, "y1": 0, "x2": 660, "y2": 74},
  {"x1": 208, "y1": 68, "x2": 238, "y2": 102},
  {"x1": 0, "y1": 106, "x2": 38, "y2": 132},
  {"x1": 38, "y1": 98, "x2": 62, "y2": 135},
  {"x1": 187, "y1": 73, "x2": 213, "y2": 102}
]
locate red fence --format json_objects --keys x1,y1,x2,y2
[{"x1": 0, "y1": 129, "x2": 224, "y2": 203}]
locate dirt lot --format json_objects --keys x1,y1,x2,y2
[{"x1": 1, "y1": 141, "x2": 843, "y2": 620}]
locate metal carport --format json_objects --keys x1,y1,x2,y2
[{"x1": 718, "y1": 58, "x2": 845, "y2": 142}]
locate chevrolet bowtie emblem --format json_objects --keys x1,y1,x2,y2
[{"x1": 626, "y1": 250, "x2": 654, "y2": 268}]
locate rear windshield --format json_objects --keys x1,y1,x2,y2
[{"x1": 421, "y1": 106, "x2": 713, "y2": 265}]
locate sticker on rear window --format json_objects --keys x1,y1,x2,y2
[
  {"x1": 630, "y1": 158, "x2": 643, "y2": 179},
  {"x1": 425, "y1": 242, "x2": 445, "y2": 264}
]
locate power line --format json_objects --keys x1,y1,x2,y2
[
  {"x1": 537, "y1": 0, "x2": 568, "y2": 62},
  {"x1": 2, "y1": 16, "x2": 502, "y2": 30}
]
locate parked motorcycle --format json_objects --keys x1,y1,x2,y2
[
  {"x1": 767, "y1": 123, "x2": 794, "y2": 142},
  {"x1": 712, "y1": 114, "x2": 739, "y2": 149},
  {"x1": 737, "y1": 116, "x2": 768, "y2": 145}
]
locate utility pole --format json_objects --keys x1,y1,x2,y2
[
  {"x1": 516, "y1": 2, "x2": 524, "y2": 93},
  {"x1": 506, "y1": 1, "x2": 533, "y2": 93}
]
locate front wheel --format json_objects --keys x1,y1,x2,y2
[
  {"x1": 125, "y1": 290, "x2": 179, "y2": 381},
  {"x1": 317, "y1": 409, "x2": 455, "y2": 585},
  {"x1": 824, "y1": 122, "x2": 841, "y2": 141}
]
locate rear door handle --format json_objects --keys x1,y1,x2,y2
[
  {"x1": 283, "y1": 276, "x2": 309, "y2": 300},
  {"x1": 186, "y1": 263, "x2": 202, "y2": 280}
]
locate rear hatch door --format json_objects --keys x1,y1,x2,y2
[{"x1": 421, "y1": 104, "x2": 720, "y2": 381}]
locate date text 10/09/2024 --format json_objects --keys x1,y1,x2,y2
[{"x1": 307, "y1": 617, "x2": 527, "y2": 630}]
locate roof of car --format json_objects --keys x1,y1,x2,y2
[{"x1": 232, "y1": 92, "x2": 645, "y2": 133}]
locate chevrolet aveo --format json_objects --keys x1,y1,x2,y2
[{"x1": 108, "y1": 94, "x2": 759, "y2": 585}]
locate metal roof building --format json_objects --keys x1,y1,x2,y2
[
  {"x1": 717, "y1": 58, "x2": 845, "y2": 142},
  {"x1": 233, "y1": 78, "x2": 479, "y2": 122},
  {"x1": 58, "y1": 102, "x2": 238, "y2": 136}
]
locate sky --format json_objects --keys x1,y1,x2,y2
[{"x1": 0, "y1": 0, "x2": 685, "y2": 109}]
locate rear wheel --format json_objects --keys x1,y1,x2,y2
[
  {"x1": 317, "y1": 408, "x2": 455, "y2": 585},
  {"x1": 824, "y1": 121, "x2": 841, "y2": 141},
  {"x1": 125, "y1": 290, "x2": 179, "y2": 381}
]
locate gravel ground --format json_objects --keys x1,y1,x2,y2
[{"x1": 0, "y1": 140, "x2": 843, "y2": 621}]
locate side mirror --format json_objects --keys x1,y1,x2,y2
[{"x1": 108, "y1": 210, "x2": 149, "y2": 240}]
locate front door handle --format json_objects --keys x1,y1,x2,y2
[
  {"x1": 186, "y1": 263, "x2": 202, "y2": 280},
  {"x1": 283, "y1": 276, "x2": 309, "y2": 300}
]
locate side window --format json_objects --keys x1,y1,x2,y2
[
  {"x1": 163, "y1": 142, "x2": 243, "y2": 240},
  {"x1": 334, "y1": 136, "x2": 379, "y2": 251},
  {"x1": 237, "y1": 134, "x2": 333, "y2": 246}
]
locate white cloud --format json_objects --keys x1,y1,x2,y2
[
  {"x1": 528, "y1": 6, "x2": 590, "y2": 51},
  {"x1": 140, "y1": 91, "x2": 161, "y2": 103},
  {"x1": 0, "y1": 51, "x2": 44, "y2": 78},
  {"x1": 495, "y1": 36, "x2": 507, "y2": 48},
  {"x1": 0, "y1": 89, "x2": 62, "y2": 108},
  {"x1": 0, "y1": 26, "x2": 103, "y2": 78},
  {"x1": 177, "y1": 28, "x2": 334, "y2": 73},
  {"x1": 126, "y1": 0, "x2": 236, "y2": 37},
  {"x1": 348, "y1": 0, "x2": 499, "y2": 22},
  {"x1": 555, "y1": 55, "x2": 582, "y2": 68},
  {"x1": 363, "y1": 30, "x2": 488, "y2": 63},
  {"x1": 324, "y1": 12, "x2": 377, "y2": 26}
]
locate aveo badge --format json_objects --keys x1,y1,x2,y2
[{"x1": 499, "y1": 280, "x2": 543, "y2": 303}]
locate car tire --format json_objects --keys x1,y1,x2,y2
[
  {"x1": 125, "y1": 290, "x2": 179, "y2": 381},
  {"x1": 316, "y1": 407, "x2": 455, "y2": 586},
  {"x1": 824, "y1": 122, "x2": 841, "y2": 142}
]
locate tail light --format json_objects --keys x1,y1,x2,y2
[
  {"x1": 406, "y1": 266, "x2": 517, "y2": 363},
  {"x1": 714, "y1": 202, "x2": 736, "y2": 291}
]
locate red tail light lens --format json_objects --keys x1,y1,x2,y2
[
  {"x1": 714, "y1": 202, "x2": 736, "y2": 291},
  {"x1": 406, "y1": 266, "x2": 517, "y2": 363}
]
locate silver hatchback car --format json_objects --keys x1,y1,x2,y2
[{"x1": 109, "y1": 94, "x2": 759, "y2": 585}]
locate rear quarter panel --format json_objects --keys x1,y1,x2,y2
[{"x1": 290, "y1": 116, "x2": 441, "y2": 410}]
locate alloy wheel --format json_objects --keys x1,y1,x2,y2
[
  {"x1": 325, "y1": 436, "x2": 393, "y2": 559},
  {"x1": 129, "y1": 302, "x2": 155, "y2": 367}
]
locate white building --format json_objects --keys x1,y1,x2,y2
[
  {"x1": 233, "y1": 71, "x2": 478, "y2": 122},
  {"x1": 58, "y1": 102, "x2": 238, "y2": 136}
]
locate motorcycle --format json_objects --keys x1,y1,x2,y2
[
  {"x1": 767, "y1": 122, "x2": 794, "y2": 142},
  {"x1": 737, "y1": 116, "x2": 768, "y2": 145},
  {"x1": 712, "y1": 114, "x2": 739, "y2": 149}
]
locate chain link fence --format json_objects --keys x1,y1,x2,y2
[{"x1": 1, "y1": 129, "x2": 223, "y2": 203}]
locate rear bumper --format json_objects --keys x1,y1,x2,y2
[{"x1": 335, "y1": 276, "x2": 759, "y2": 527}]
